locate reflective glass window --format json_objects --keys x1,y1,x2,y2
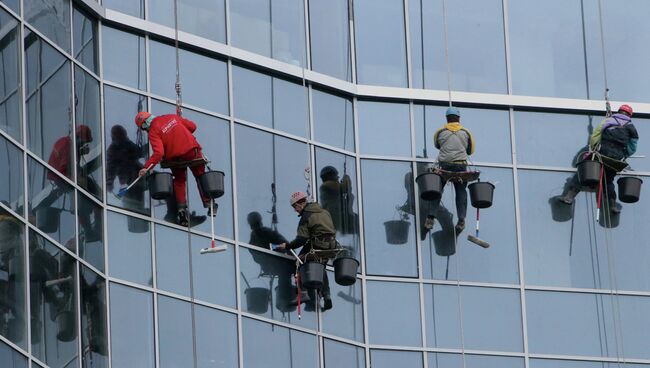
[
  {"x1": 0, "y1": 9, "x2": 21, "y2": 141},
  {"x1": 25, "y1": 31, "x2": 73, "y2": 173},
  {"x1": 155, "y1": 224, "x2": 190, "y2": 296},
  {"x1": 101, "y1": 26, "x2": 146, "y2": 90},
  {"x1": 358, "y1": 101, "x2": 411, "y2": 157},
  {"x1": 80, "y1": 266, "x2": 108, "y2": 368},
  {"x1": 148, "y1": 0, "x2": 226, "y2": 43},
  {"x1": 354, "y1": 0, "x2": 407, "y2": 87},
  {"x1": 191, "y1": 234, "x2": 236, "y2": 308},
  {"x1": 104, "y1": 86, "x2": 150, "y2": 215},
  {"x1": 324, "y1": 339, "x2": 365, "y2": 368},
  {"x1": 429, "y1": 353, "x2": 524, "y2": 368},
  {"x1": 194, "y1": 305, "x2": 239, "y2": 368},
  {"x1": 519, "y1": 169, "x2": 650, "y2": 292},
  {"x1": 0, "y1": 209, "x2": 25, "y2": 348},
  {"x1": 232, "y1": 66, "x2": 308, "y2": 137},
  {"x1": 367, "y1": 281, "x2": 421, "y2": 346},
  {"x1": 103, "y1": 0, "x2": 144, "y2": 18},
  {"x1": 25, "y1": 0, "x2": 71, "y2": 52},
  {"x1": 424, "y1": 285, "x2": 523, "y2": 352},
  {"x1": 235, "y1": 125, "x2": 310, "y2": 244},
  {"x1": 150, "y1": 40, "x2": 229, "y2": 115},
  {"x1": 0, "y1": 136, "x2": 23, "y2": 215},
  {"x1": 242, "y1": 317, "x2": 318, "y2": 367},
  {"x1": 527, "y1": 290, "x2": 650, "y2": 360},
  {"x1": 361, "y1": 160, "x2": 417, "y2": 277},
  {"x1": 75, "y1": 66, "x2": 103, "y2": 199},
  {"x1": 158, "y1": 296, "x2": 194, "y2": 368},
  {"x1": 150, "y1": 100, "x2": 234, "y2": 238},
  {"x1": 239, "y1": 247, "x2": 317, "y2": 329},
  {"x1": 508, "y1": 0, "x2": 587, "y2": 98},
  {"x1": 29, "y1": 230, "x2": 78, "y2": 366},
  {"x1": 531, "y1": 359, "x2": 650, "y2": 368},
  {"x1": 629, "y1": 117, "x2": 650, "y2": 172},
  {"x1": 27, "y1": 157, "x2": 76, "y2": 247},
  {"x1": 308, "y1": 0, "x2": 352, "y2": 81},
  {"x1": 370, "y1": 350, "x2": 423, "y2": 368},
  {"x1": 230, "y1": 0, "x2": 306, "y2": 66},
  {"x1": 421, "y1": 167, "x2": 519, "y2": 285},
  {"x1": 77, "y1": 192, "x2": 104, "y2": 271},
  {"x1": 109, "y1": 283, "x2": 155, "y2": 368},
  {"x1": 0, "y1": 339, "x2": 27, "y2": 368},
  {"x1": 312, "y1": 89, "x2": 354, "y2": 151},
  {"x1": 515, "y1": 111, "x2": 593, "y2": 168},
  {"x1": 409, "y1": 0, "x2": 506, "y2": 93},
  {"x1": 0, "y1": 1, "x2": 19, "y2": 14},
  {"x1": 73, "y1": 7, "x2": 98, "y2": 74},
  {"x1": 415, "y1": 105, "x2": 511, "y2": 164},
  {"x1": 107, "y1": 211, "x2": 152, "y2": 286},
  {"x1": 321, "y1": 270, "x2": 364, "y2": 342}
]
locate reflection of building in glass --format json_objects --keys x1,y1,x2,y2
[{"x1": 2, "y1": 0, "x2": 650, "y2": 367}]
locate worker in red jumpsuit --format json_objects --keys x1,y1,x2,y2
[{"x1": 135, "y1": 111, "x2": 214, "y2": 226}]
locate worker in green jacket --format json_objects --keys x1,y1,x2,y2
[{"x1": 276, "y1": 191, "x2": 336, "y2": 311}]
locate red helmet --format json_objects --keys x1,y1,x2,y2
[
  {"x1": 135, "y1": 111, "x2": 152, "y2": 129},
  {"x1": 76, "y1": 125, "x2": 93, "y2": 143},
  {"x1": 290, "y1": 191, "x2": 308, "y2": 206},
  {"x1": 618, "y1": 104, "x2": 633, "y2": 117}
]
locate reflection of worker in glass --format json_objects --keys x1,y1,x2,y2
[
  {"x1": 402, "y1": 167, "x2": 455, "y2": 240},
  {"x1": 319, "y1": 166, "x2": 358, "y2": 235},
  {"x1": 106, "y1": 124, "x2": 146, "y2": 210},
  {"x1": 0, "y1": 205, "x2": 24, "y2": 342},
  {"x1": 80, "y1": 274, "x2": 107, "y2": 356}
]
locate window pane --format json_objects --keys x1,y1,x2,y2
[
  {"x1": 312, "y1": 89, "x2": 354, "y2": 151},
  {"x1": 425, "y1": 285, "x2": 523, "y2": 352},
  {"x1": 29, "y1": 230, "x2": 78, "y2": 366},
  {"x1": 0, "y1": 1, "x2": 19, "y2": 14},
  {"x1": 75, "y1": 66, "x2": 103, "y2": 199},
  {"x1": 367, "y1": 281, "x2": 421, "y2": 346},
  {"x1": 158, "y1": 296, "x2": 193, "y2": 368},
  {"x1": 27, "y1": 157, "x2": 76, "y2": 247},
  {"x1": 104, "y1": 86, "x2": 150, "y2": 215},
  {"x1": 149, "y1": 40, "x2": 229, "y2": 115},
  {"x1": 324, "y1": 339, "x2": 365, "y2": 368},
  {"x1": 309, "y1": 0, "x2": 352, "y2": 81},
  {"x1": 107, "y1": 211, "x2": 152, "y2": 286},
  {"x1": 0, "y1": 339, "x2": 27, "y2": 368},
  {"x1": 358, "y1": 101, "x2": 411, "y2": 157},
  {"x1": 25, "y1": 0, "x2": 71, "y2": 52},
  {"x1": 77, "y1": 192, "x2": 104, "y2": 271},
  {"x1": 508, "y1": 0, "x2": 587, "y2": 98},
  {"x1": 194, "y1": 305, "x2": 239, "y2": 368},
  {"x1": 410, "y1": 0, "x2": 506, "y2": 93},
  {"x1": 415, "y1": 105, "x2": 511, "y2": 164},
  {"x1": 271, "y1": 0, "x2": 306, "y2": 66},
  {"x1": 321, "y1": 270, "x2": 364, "y2": 342},
  {"x1": 101, "y1": 26, "x2": 146, "y2": 90},
  {"x1": 0, "y1": 9, "x2": 21, "y2": 141},
  {"x1": 361, "y1": 160, "x2": 417, "y2": 277},
  {"x1": 354, "y1": 0, "x2": 407, "y2": 87},
  {"x1": 0, "y1": 209, "x2": 26, "y2": 348},
  {"x1": 148, "y1": 0, "x2": 226, "y2": 43},
  {"x1": 242, "y1": 317, "x2": 319, "y2": 367},
  {"x1": 429, "y1": 353, "x2": 524, "y2": 368},
  {"x1": 103, "y1": 0, "x2": 144, "y2": 18},
  {"x1": 73, "y1": 7, "x2": 98, "y2": 73},
  {"x1": 109, "y1": 283, "x2": 155, "y2": 368},
  {"x1": 80, "y1": 266, "x2": 108, "y2": 368},
  {"x1": 155, "y1": 224, "x2": 190, "y2": 296},
  {"x1": 370, "y1": 350, "x2": 423, "y2": 368},
  {"x1": 191, "y1": 234, "x2": 236, "y2": 308},
  {"x1": 531, "y1": 359, "x2": 650, "y2": 368},
  {"x1": 230, "y1": 0, "x2": 271, "y2": 56},
  {"x1": 0, "y1": 136, "x2": 23, "y2": 216}
]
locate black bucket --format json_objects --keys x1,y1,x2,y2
[
  {"x1": 127, "y1": 216, "x2": 149, "y2": 233},
  {"x1": 56, "y1": 310, "x2": 76, "y2": 342},
  {"x1": 199, "y1": 171, "x2": 225, "y2": 199},
  {"x1": 300, "y1": 261, "x2": 325, "y2": 289},
  {"x1": 577, "y1": 160, "x2": 602, "y2": 187},
  {"x1": 549, "y1": 197, "x2": 573, "y2": 222},
  {"x1": 416, "y1": 172, "x2": 444, "y2": 201},
  {"x1": 598, "y1": 208, "x2": 620, "y2": 229},
  {"x1": 383, "y1": 220, "x2": 410, "y2": 245},
  {"x1": 148, "y1": 172, "x2": 173, "y2": 200},
  {"x1": 35, "y1": 207, "x2": 61, "y2": 233},
  {"x1": 617, "y1": 177, "x2": 642, "y2": 203},
  {"x1": 334, "y1": 257, "x2": 359, "y2": 286},
  {"x1": 245, "y1": 287, "x2": 270, "y2": 314},
  {"x1": 432, "y1": 229, "x2": 456, "y2": 256},
  {"x1": 468, "y1": 182, "x2": 495, "y2": 209}
]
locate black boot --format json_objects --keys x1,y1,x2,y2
[
  {"x1": 322, "y1": 295, "x2": 333, "y2": 311},
  {"x1": 177, "y1": 205, "x2": 189, "y2": 227},
  {"x1": 608, "y1": 199, "x2": 622, "y2": 214},
  {"x1": 559, "y1": 188, "x2": 578, "y2": 205},
  {"x1": 454, "y1": 219, "x2": 465, "y2": 235}
]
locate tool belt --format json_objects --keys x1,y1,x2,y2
[
  {"x1": 161, "y1": 148, "x2": 209, "y2": 169},
  {"x1": 311, "y1": 234, "x2": 337, "y2": 251}
]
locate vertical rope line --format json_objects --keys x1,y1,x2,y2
[
  {"x1": 597, "y1": 0, "x2": 611, "y2": 115},
  {"x1": 173, "y1": 0, "x2": 182, "y2": 116},
  {"x1": 441, "y1": 0, "x2": 452, "y2": 107}
]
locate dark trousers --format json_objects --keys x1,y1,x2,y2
[{"x1": 437, "y1": 163, "x2": 468, "y2": 221}]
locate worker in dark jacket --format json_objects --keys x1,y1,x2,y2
[
  {"x1": 135, "y1": 111, "x2": 214, "y2": 226},
  {"x1": 276, "y1": 191, "x2": 336, "y2": 311},
  {"x1": 433, "y1": 107, "x2": 475, "y2": 234},
  {"x1": 559, "y1": 104, "x2": 638, "y2": 213},
  {"x1": 319, "y1": 166, "x2": 358, "y2": 235}
]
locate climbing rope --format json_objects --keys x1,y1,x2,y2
[
  {"x1": 173, "y1": 0, "x2": 183, "y2": 116},
  {"x1": 441, "y1": 0, "x2": 453, "y2": 107},
  {"x1": 597, "y1": 0, "x2": 611, "y2": 116}
]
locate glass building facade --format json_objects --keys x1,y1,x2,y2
[{"x1": 1, "y1": 0, "x2": 650, "y2": 367}]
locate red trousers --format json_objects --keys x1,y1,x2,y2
[{"x1": 169, "y1": 148, "x2": 208, "y2": 206}]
